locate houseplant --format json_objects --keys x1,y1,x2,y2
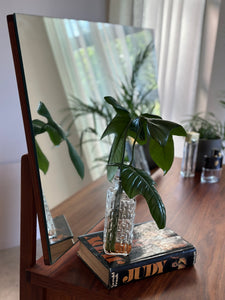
[
  {"x1": 101, "y1": 96, "x2": 186, "y2": 255},
  {"x1": 182, "y1": 102, "x2": 225, "y2": 170}
]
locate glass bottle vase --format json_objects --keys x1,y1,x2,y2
[{"x1": 103, "y1": 180, "x2": 136, "y2": 256}]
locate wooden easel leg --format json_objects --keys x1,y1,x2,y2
[{"x1": 20, "y1": 154, "x2": 37, "y2": 300}]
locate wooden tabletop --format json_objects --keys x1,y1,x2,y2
[{"x1": 28, "y1": 158, "x2": 225, "y2": 299}]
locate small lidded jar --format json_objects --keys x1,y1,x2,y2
[{"x1": 201, "y1": 150, "x2": 223, "y2": 183}]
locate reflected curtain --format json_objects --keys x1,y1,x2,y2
[
  {"x1": 109, "y1": 0, "x2": 206, "y2": 123},
  {"x1": 44, "y1": 18, "x2": 157, "y2": 179}
]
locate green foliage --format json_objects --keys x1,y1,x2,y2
[
  {"x1": 183, "y1": 101, "x2": 225, "y2": 140},
  {"x1": 184, "y1": 113, "x2": 221, "y2": 140},
  {"x1": 32, "y1": 102, "x2": 84, "y2": 178},
  {"x1": 101, "y1": 96, "x2": 187, "y2": 229}
]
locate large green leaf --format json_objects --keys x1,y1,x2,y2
[
  {"x1": 101, "y1": 113, "x2": 131, "y2": 139},
  {"x1": 32, "y1": 119, "x2": 46, "y2": 135},
  {"x1": 103, "y1": 113, "x2": 131, "y2": 180},
  {"x1": 101, "y1": 100, "x2": 132, "y2": 180},
  {"x1": 149, "y1": 135, "x2": 174, "y2": 173},
  {"x1": 65, "y1": 139, "x2": 84, "y2": 179},
  {"x1": 107, "y1": 137, "x2": 125, "y2": 181},
  {"x1": 144, "y1": 117, "x2": 186, "y2": 146},
  {"x1": 35, "y1": 140, "x2": 49, "y2": 174},
  {"x1": 120, "y1": 165, "x2": 166, "y2": 229},
  {"x1": 127, "y1": 117, "x2": 147, "y2": 144},
  {"x1": 37, "y1": 101, "x2": 54, "y2": 123},
  {"x1": 104, "y1": 96, "x2": 129, "y2": 114},
  {"x1": 43, "y1": 124, "x2": 63, "y2": 146},
  {"x1": 141, "y1": 113, "x2": 162, "y2": 120},
  {"x1": 37, "y1": 101, "x2": 67, "y2": 140},
  {"x1": 33, "y1": 119, "x2": 63, "y2": 146}
]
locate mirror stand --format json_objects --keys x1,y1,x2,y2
[{"x1": 20, "y1": 154, "x2": 44, "y2": 299}]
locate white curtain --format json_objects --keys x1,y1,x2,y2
[{"x1": 109, "y1": 0, "x2": 206, "y2": 123}]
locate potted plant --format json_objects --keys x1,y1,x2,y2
[
  {"x1": 182, "y1": 102, "x2": 225, "y2": 171},
  {"x1": 101, "y1": 96, "x2": 186, "y2": 255}
]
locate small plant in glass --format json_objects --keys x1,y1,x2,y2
[{"x1": 101, "y1": 96, "x2": 186, "y2": 255}]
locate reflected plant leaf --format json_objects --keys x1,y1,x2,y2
[
  {"x1": 35, "y1": 140, "x2": 49, "y2": 174},
  {"x1": 32, "y1": 101, "x2": 84, "y2": 178}
]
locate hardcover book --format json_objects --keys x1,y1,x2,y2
[{"x1": 78, "y1": 221, "x2": 196, "y2": 288}]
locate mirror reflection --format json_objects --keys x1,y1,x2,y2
[{"x1": 15, "y1": 13, "x2": 159, "y2": 263}]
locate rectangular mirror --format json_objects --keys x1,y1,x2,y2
[{"x1": 7, "y1": 13, "x2": 159, "y2": 264}]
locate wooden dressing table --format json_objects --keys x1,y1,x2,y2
[{"x1": 21, "y1": 157, "x2": 225, "y2": 299}]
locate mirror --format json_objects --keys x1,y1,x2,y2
[{"x1": 8, "y1": 13, "x2": 159, "y2": 263}]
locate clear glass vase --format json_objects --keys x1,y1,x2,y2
[{"x1": 103, "y1": 178, "x2": 136, "y2": 256}]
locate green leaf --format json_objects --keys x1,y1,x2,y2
[
  {"x1": 141, "y1": 113, "x2": 162, "y2": 120},
  {"x1": 37, "y1": 101, "x2": 54, "y2": 123},
  {"x1": 44, "y1": 124, "x2": 63, "y2": 146},
  {"x1": 101, "y1": 113, "x2": 131, "y2": 139},
  {"x1": 104, "y1": 96, "x2": 129, "y2": 114},
  {"x1": 32, "y1": 119, "x2": 46, "y2": 136},
  {"x1": 65, "y1": 139, "x2": 84, "y2": 179},
  {"x1": 37, "y1": 101, "x2": 67, "y2": 141},
  {"x1": 149, "y1": 135, "x2": 174, "y2": 173},
  {"x1": 107, "y1": 137, "x2": 125, "y2": 181},
  {"x1": 35, "y1": 140, "x2": 49, "y2": 174},
  {"x1": 120, "y1": 165, "x2": 166, "y2": 229},
  {"x1": 144, "y1": 117, "x2": 186, "y2": 146},
  {"x1": 128, "y1": 117, "x2": 148, "y2": 144},
  {"x1": 101, "y1": 102, "x2": 132, "y2": 181}
]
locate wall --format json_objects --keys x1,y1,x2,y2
[
  {"x1": 0, "y1": 0, "x2": 108, "y2": 250},
  {"x1": 195, "y1": 0, "x2": 222, "y2": 114},
  {"x1": 207, "y1": 0, "x2": 225, "y2": 120}
]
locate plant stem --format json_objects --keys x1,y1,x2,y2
[{"x1": 105, "y1": 180, "x2": 123, "y2": 252}]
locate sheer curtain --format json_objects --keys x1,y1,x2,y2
[{"x1": 109, "y1": 0, "x2": 206, "y2": 123}]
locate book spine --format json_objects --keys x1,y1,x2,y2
[{"x1": 109, "y1": 248, "x2": 196, "y2": 288}]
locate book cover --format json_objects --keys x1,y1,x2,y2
[{"x1": 78, "y1": 221, "x2": 196, "y2": 288}]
